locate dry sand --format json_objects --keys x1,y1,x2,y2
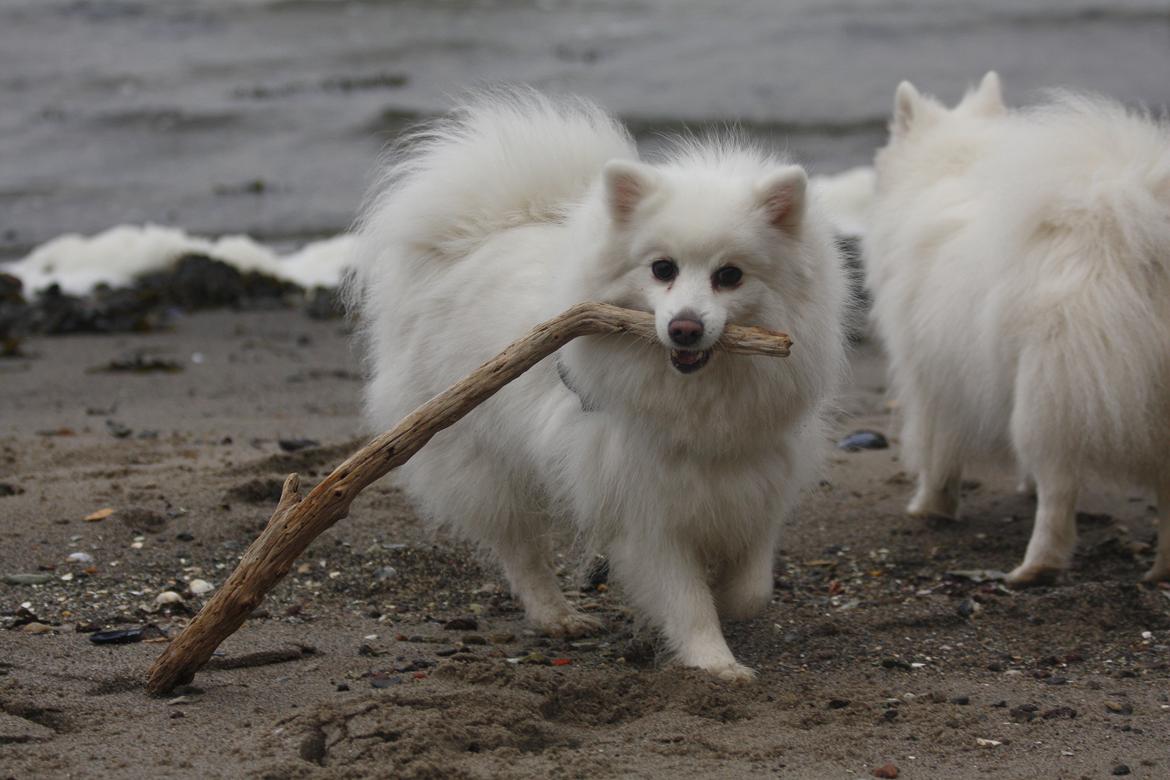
[{"x1": 1, "y1": 310, "x2": 1168, "y2": 779}]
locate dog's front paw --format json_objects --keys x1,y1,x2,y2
[
  {"x1": 532, "y1": 610, "x2": 604, "y2": 638},
  {"x1": 704, "y1": 661, "x2": 757, "y2": 683},
  {"x1": 1005, "y1": 561, "x2": 1066, "y2": 587}
]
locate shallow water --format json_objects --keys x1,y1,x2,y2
[{"x1": 1, "y1": 0, "x2": 1167, "y2": 257}]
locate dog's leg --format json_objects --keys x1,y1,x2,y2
[
  {"x1": 611, "y1": 536, "x2": 754, "y2": 682},
  {"x1": 491, "y1": 518, "x2": 602, "y2": 638},
  {"x1": 1006, "y1": 470, "x2": 1078, "y2": 586},
  {"x1": 904, "y1": 403, "x2": 961, "y2": 519},
  {"x1": 715, "y1": 530, "x2": 777, "y2": 621},
  {"x1": 1142, "y1": 482, "x2": 1170, "y2": 583}
]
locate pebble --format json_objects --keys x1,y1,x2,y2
[
  {"x1": 3, "y1": 573, "x2": 53, "y2": 585},
  {"x1": 442, "y1": 617, "x2": 478, "y2": 631},
  {"x1": 176, "y1": 532, "x2": 195, "y2": 542},
  {"x1": 828, "y1": 699, "x2": 850, "y2": 709},
  {"x1": 1042, "y1": 706, "x2": 1077, "y2": 720},
  {"x1": 21, "y1": 622, "x2": 53, "y2": 634},
  {"x1": 872, "y1": 764, "x2": 899, "y2": 779},
  {"x1": 369, "y1": 672, "x2": 402, "y2": 689},
  {"x1": 188, "y1": 579, "x2": 214, "y2": 596},
  {"x1": 278, "y1": 438, "x2": 320, "y2": 452},
  {"x1": 154, "y1": 591, "x2": 184, "y2": 607},
  {"x1": 489, "y1": 633, "x2": 516, "y2": 644},
  {"x1": 335, "y1": 682, "x2": 349, "y2": 692},
  {"x1": 1112, "y1": 765, "x2": 1131, "y2": 776},
  {"x1": 837, "y1": 430, "x2": 889, "y2": 452},
  {"x1": 89, "y1": 627, "x2": 146, "y2": 645},
  {"x1": 950, "y1": 696, "x2": 970, "y2": 705},
  {"x1": 373, "y1": 566, "x2": 397, "y2": 581},
  {"x1": 67, "y1": 551, "x2": 94, "y2": 564},
  {"x1": 1105, "y1": 701, "x2": 1134, "y2": 715},
  {"x1": 167, "y1": 696, "x2": 198, "y2": 706}
]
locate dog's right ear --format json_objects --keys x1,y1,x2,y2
[
  {"x1": 603, "y1": 160, "x2": 657, "y2": 225},
  {"x1": 893, "y1": 81, "x2": 922, "y2": 135}
]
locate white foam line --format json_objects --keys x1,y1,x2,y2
[{"x1": 2, "y1": 224, "x2": 356, "y2": 296}]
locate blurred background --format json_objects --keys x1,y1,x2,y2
[{"x1": 2, "y1": 0, "x2": 1168, "y2": 261}]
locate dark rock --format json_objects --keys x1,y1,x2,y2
[
  {"x1": 278, "y1": 438, "x2": 320, "y2": 453},
  {"x1": 0, "y1": 483, "x2": 24, "y2": 497},
  {"x1": 950, "y1": 696, "x2": 970, "y2": 705},
  {"x1": 1112, "y1": 765, "x2": 1131, "y2": 776},
  {"x1": 1010, "y1": 703, "x2": 1039, "y2": 723},
  {"x1": 837, "y1": 430, "x2": 889, "y2": 452},
  {"x1": 1042, "y1": 706, "x2": 1077, "y2": 720},
  {"x1": 89, "y1": 627, "x2": 145, "y2": 645},
  {"x1": 442, "y1": 616, "x2": 478, "y2": 631},
  {"x1": 828, "y1": 698, "x2": 850, "y2": 709}
]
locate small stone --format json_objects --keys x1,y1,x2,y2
[
  {"x1": 873, "y1": 763, "x2": 899, "y2": 779},
  {"x1": 950, "y1": 696, "x2": 970, "y2": 705},
  {"x1": 837, "y1": 430, "x2": 889, "y2": 452},
  {"x1": 89, "y1": 627, "x2": 146, "y2": 645},
  {"x1": 975, "y1": 738, "x2": 1002, "y2": 748},
  {"x1": 435, "y1": 646, "x2": 459, "y2": 657},
  {"x1": 188, "y1": 579, "x2": 214, "y2": 596},
  {"x1": 21, "y1": 622, "x2": 53, "y2": 634},
  {"x1": 1042, "y1": 706, "x2": 1077, "y2": 720},
  {"x1": 336, "y1": 682, "x2": 350, "y2": 692},
  {"x1": 880, "y1": 657, "x2": 911, "y2": 670},
  {"x1": 176, "y1": 532, "x2": 195, "y2": 542},
  {"x1": 278, "y1": 438, "x2": 320, "y2": 452},
  {"x1": 373, "y1": 566, "x2": 397, "y2": 581},
  {"x1": 1046, "y1": 676, "x2": 1069, "y2": 686},
  {"x1": 1112, "y1": 765, "x2": 1131, "y2": 776},
  {"x1": 828, "y1": 699, "x2": 850, "y2": 709},
  {"x1": 1010, "y1": 703, "x2": 1039, "y2": 723},
  {"x1": 154, "y1": 590, "x2": 184, "y2": 606},
  {"x1": 442, "y1": 617, "x2": 478, "y2": 631},
  {"x1": 67, "y1": 552, "x2": 94, "y2": 564},
  {"x1": 1105, "y1": 701, "x2": 1134, "y2": 715},
  {"x1": 957, "y1": 598, "x2": 980, "y2": 618},
  {"x1": 489, "y1": 633, "x2": 516, "y2": 644},
  {"x1": 84, "y1": 507, "x2": 115, "y2": 522},
  {"x1": 167, "y1": 695, "x2": 198, "y2": 706},
  {"x1": 2, "y1": 573, "x2": 53, "y2": 585}
]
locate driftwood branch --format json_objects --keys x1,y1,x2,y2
[{"x1": 145, "y1": 302, "x2": 792, "y2": 694}]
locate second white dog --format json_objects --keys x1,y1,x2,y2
[
  {"x1": 348, "y1": 89, "x2": 847, "y2": 679},
  {"x1": 865, "y1": 72, "x2": 1170, "y2": 585}
]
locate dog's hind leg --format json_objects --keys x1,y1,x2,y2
[
  {"x1": 1006, "y1": 468, "x2": 1078, "y2": 587},
  {"x1": 903, "y1": 400, "x2": 962, "y2": 519},
  {"x1": 610, "y1": 533, "x2": 754, "y2": 682},
  {"x1": 1142, "y1": 482, "x2": 1170, "y2": 583}
]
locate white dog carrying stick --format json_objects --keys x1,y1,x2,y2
[{"x1": 145, "y1": 302, "x2": 791, "y2": 694}]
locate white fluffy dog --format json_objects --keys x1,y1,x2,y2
[
  {"x1": 865, "y1": 72, "x2": 1170, "y2": 585},
  {"x1": 348, "y1": 90, "x2": 847, "y2": 679}
]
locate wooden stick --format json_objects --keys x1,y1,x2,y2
[{"x1": 145, "y1": 302, "x2": 791, "y2": 694}]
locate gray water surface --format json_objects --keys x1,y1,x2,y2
[{"x1": 2, "y1": 0, "x2": 1167, "y2": 257}]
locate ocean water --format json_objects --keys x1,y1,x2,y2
[{"x1": 1, "y1": 0, "x2": 1167, "y2": 260}]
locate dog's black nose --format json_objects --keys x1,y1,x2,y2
[{"x1": 668, "y1": 316, "x2": 704, "y2": 347}]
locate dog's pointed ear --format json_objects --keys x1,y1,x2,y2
[
  {"x1": 893, "y1": 81, "x2": 922, "y2": 135},
  {"x1": 968, "y1": 70, "x2": 1006, "y2": 116},
  {"x1": 603, "y1": 160, "x2": 657, "y2": 225},
  {"x1": 756, "y1": 166, "x2": 807, "y2": 232}
]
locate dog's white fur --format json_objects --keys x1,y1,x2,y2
[
  {"x1": 348, "y1": 89, "x2": 847, "y2": 679},
  {"x1": 865, "y1": 72, "x2": 1170, "y2": 584}
]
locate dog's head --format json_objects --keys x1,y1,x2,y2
[
  {"x1": 588, "y1": 155, "x2": 810, "y2": 376},
  {"x1": 875, "y1": 71, "x2": 1007, "y2": 190}
]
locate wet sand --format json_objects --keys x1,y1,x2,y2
[{"x1": 2, "y1": 309, "x2": 1168, "y2": 778}]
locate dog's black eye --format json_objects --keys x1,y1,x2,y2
[
  {"x1": 651, "y1": 258, "x2": 678, "y2": 282},
  {"x1": 712, "y1": 266, "x2": 743, "y2": 289}
]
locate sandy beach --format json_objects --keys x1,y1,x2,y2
[{"x1": 2, "y1": 309, "x2": 1168, "y2": 778}]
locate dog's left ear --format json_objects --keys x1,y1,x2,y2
[{"x1": 756, "y1": 166, "x2": 807, "y2": 233}]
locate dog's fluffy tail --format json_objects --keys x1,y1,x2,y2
[{"x1": 348, "y1": 88, "x2": 634, "y2": 292}]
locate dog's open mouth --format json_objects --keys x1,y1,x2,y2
[{"x1": 670, "y1": 348, "x2": 711, "y2": 374}]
